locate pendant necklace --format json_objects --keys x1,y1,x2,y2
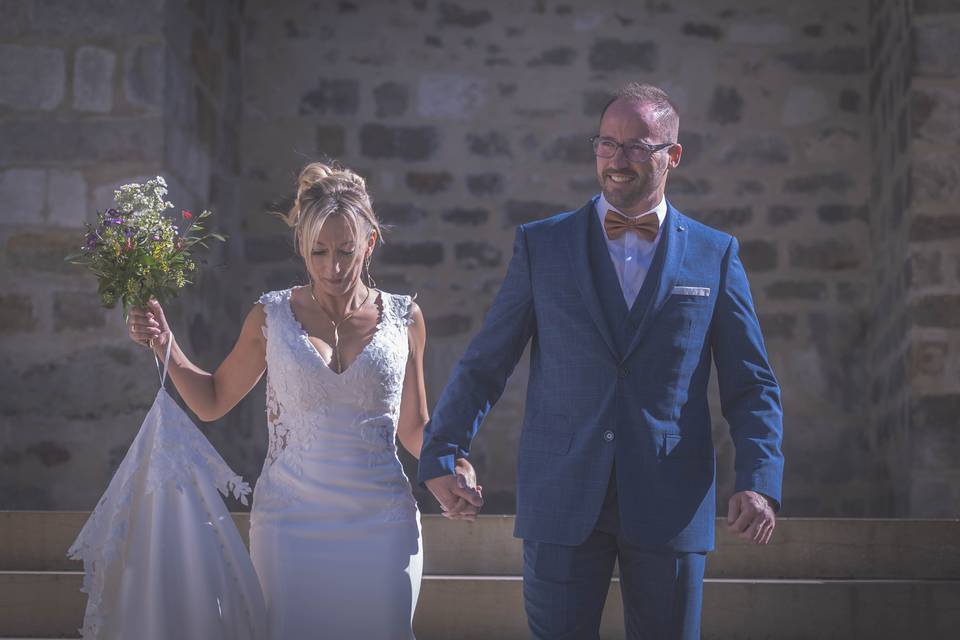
[{"x1": 311, "y1": 284, "x2": 372, "y2": 373}]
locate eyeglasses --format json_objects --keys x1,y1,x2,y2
[{"x1": 590, "y1": 136, "x2": 675, "y2": 162}]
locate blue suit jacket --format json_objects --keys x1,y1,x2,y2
[{"x1": 418, "y1": 199, "x2": 784, "y2": 552}]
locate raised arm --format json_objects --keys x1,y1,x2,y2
[{"x1": 127, "y1": 299, "x2": 267, "y2": 422}]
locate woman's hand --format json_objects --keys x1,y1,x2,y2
[{"x1": 127, "y1": 298, "x2": 171, "y2": 352}]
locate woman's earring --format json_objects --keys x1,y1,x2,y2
[{"x1": 364, "y1": 254, "x2": 376, "y2": 290}]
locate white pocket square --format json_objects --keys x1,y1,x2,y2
[{"x1": 672, "y1": 286, "x2": 710, "y2": 297}]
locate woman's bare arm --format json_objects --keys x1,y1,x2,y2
[{"x1": 128, "y1": 299, "x2": 267, "y2": 422}]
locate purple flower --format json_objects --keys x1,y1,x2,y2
[
  {"x1": 84, "y1": 233, "x2": 99, "y2": 249},
  {"x1": 123, "y1": 228, "x2": 134, "y2": 238}
]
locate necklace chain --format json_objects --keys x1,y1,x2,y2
[{"x1": 310, "y1": 284, "x2": 372, "y2": 374}]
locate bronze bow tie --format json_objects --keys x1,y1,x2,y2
[{"x1": 603, "y1": 209, "x2": 659, "y2": 241}]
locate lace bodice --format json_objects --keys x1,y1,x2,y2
[{"x1": 254, "y1": 288, "x2": 416, "y2": 512}]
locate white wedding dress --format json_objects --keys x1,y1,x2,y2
[
  {"x1": 70, "y1": 287, "x2": 423, "y2": 639},
  {"x1": 251, "y1": 287, "x2": 422, "y2": 639}
]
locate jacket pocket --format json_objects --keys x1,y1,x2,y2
[
  {"x1": 520, "y1": 424, "x2": 574, "y2": 455},
  {"x1": 660, "y1": 433, "x2": 708, "y2": 459}
]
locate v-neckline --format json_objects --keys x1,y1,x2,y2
[{"x1": 286, "y1": 287, "x2": 385, "y2": 377}]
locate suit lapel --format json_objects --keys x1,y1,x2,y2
[
  {"x1": 565, "y1": 200, "x2": 619, "y2": 360},
  {"x1": 622, "y1": 203, "x2": 688, "y2": 361}
]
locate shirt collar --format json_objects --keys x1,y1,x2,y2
[{"x1": 595, "y1": 192, "x2": 667, "y2": 232}]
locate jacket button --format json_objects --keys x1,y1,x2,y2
[
  {"x1": 603, "y1": 430, "x2": 615, "y2": 442},
  {"x1": 617, "y1": 367, "x2": 628, "y2": 379}
]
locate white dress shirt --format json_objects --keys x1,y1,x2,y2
[{"x1": 594, "y1": 193, "x2": 667, "y2": 308}]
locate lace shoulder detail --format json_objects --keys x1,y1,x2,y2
[
  {"x1": 256, "y1": 289, "x2": 292, "y2": 339},
  {"x1": 385, "y1": 292, "x2": 416, "y2": 328}
]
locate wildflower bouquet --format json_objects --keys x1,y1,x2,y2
[{"x1": 66, "y1": 177, "x2": 226, "y2": 313}]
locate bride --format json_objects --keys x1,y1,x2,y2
[{"x1": 125, "y1": 161, "x2": 483, "y2": 638}]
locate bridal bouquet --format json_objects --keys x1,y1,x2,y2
[{"x1": 66, "y1": 176, "x2": 226, "y2": 313}]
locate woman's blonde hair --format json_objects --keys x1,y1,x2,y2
[{"x1": 274, "y1": 161, "x2": 383, "y2": 263}]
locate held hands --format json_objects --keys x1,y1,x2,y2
[
  {"x1": 425, "y1": 458, "x2": 484, "y2": 522},
  {"x1": 727, "y1": 490, "x2": 776, "y2": 545},
  {"x1": 127, "y1": 298, "x2": 171, "y2": 353}
]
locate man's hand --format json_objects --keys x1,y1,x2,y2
[
  {"x1": 726, "y1": 490, "x2": 776, "y2": 544},
  {"x1": 425, "y1": 460, "x2": 483, "y2": 522}
]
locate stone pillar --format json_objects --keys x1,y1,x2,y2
[
  {"x1": 906, "y1": 0, "x2": 960, "y2": 517},
  {"x1": 0, "y1": 0, "x2": 249, "y2": 509}
]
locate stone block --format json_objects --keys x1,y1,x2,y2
[
  {"x1": 912, "y1": 151, "x2": 960, "y2": 204},
  {"x1": 790, "y1": 240, "x2": 862, "y2": 270},
  {"x1": 466, "y1": 173, "x2": 504, "y2": 196},
  {"x1": 588, "y1": 39, "x2": 657, "y2": 71},
  {"x1": 6, "y1": 231, "x2": 86, "y2": 275},
  {"x1": 376, "y1": 202, "x2": 428, "y2": 226},
  {"x1": 783, "y1": 172, "x2": 854, "y2": 194},
  {"x1": 373, "y1": 82, "x2": 409, "y2": 118},
  {"x1": 455, "y1": 242, "x2": 502, "y2": 269},
  {"x1": 682, "y1": 22, "x2": 723, "y2": 40},
  {"x1": 244, "y1": 234, "x2": 297, "y2": 263},
  {"x1": 708, "y1": 86, "x2": 743, "y2": 124},
  {"x1": 911, "y1": 394, "x2": 960, "y2": 467},
  {"x1": 911, "y1": 215, "x2": 960, "y2": 242},
  {"x1": 759, "y1": 313, "x2": 796, "y2": 340},
  {"x1": 437, "y1": 2, "x2": 491, "y2": 27},
  {"x1": 527, "y1": 46, "x2": 577, "y2": 66},
  {"x1": 466, "y1": 131, "x2": 512, "y2": 157},
  {"x1": 727, "y1": 23, "x2": 791, "y2": 44},
  {"x1": 53, "y1": 291, "x2": 107, "y2": 332},
  {"x1": 912, "y1": 295, "x2": 960, "y2": 328},
  {"x1": 379, "y1": 242, "x2": 444, "y2": 266},
  {"x1": 406, "y1": 172, "x2": 453, "y2": 195},
  {"x1": 73, "y1": 46, "x2": 115, "y2": 113},
  {"x1": 443, "y1": 208, "x2": 489, "y2": 226},
  {"x1": 0, "y1": 344, "x2": 157, "y2": 419},
  {"x1": 778, "y1": 47, "x2": 866, "y2": 74},
  {"x1": 360, "y1": 124, "x2": 439, "y2": 161},
  {"x1": 299, "y1": 79, "x2": 359, "y2": 116},
  {"x1": 315, "y1": 125, "x2": 346, "y2": 156},
  {"x1": 817, "y1": 204, "x2": 867, "y2": 224},
  {"x1": 912, "y1": 87, "x2": 960, "y2": 145},
  {"x1": 739, "y1": 240, "x2": 778, "y2": 272},
  {"x1": 0, "y1": 169, "x2": 46, "y2": 224},
  {"x1": 781, "y1": 86, "x2": 828, "y2": 126},
  {"x1": 582, "y1": 90, "x2": 610, "y2": 116},
  {"x1": 427, "y1": 313, "x2": 472, "y2": 337},
  {"x1": 541, "y1": 133, "x2": 593, "y2": 164},
  {"x1": 0, "y1": 293, "x2": 35, "y2": 334},
  {"x1": 915, "y1": 0, "x2": 960, "y2": 14},
  {"x1": 0, "y1": 45, "x2": 65, "y2": 111},
  {"x1": 0, "y1": 119, "x2": 163, "y2": 165},
  {"x1": 668, "y1": 176, "x2": 712, "y2": 196},
  {"x1": 768, "y1": 205, "x2": 800, "y2": 226},
  {"x1": 914, "y1": 24, "x2": 960, "y2": 77},
  {"x1": 124, "y1": 43, "x2": 164, "y2": 108},
  {"x1": 32, "y1": 0, "x2": 163, "y2": 35},
  {"x1": 416, "y1": 74, "x2": 488, "y2": 119},
  {"x1": 839, "y1": 88, "x2": 861, "y2": 113},
  {"x1": 717, "y1": 132, "x2": 791, "y2": 165},
  {"x1": 766, "y1": 281, "x2": 828, "y2": 301},
  {"x1": 690, "y1": 206, "x2": 752, "y2": 228},
  {"x1": 0, "y1": 0, "x2": 25, "y2": 37},
  {"x1": 504, "y1": 200, "x2": 566, "y2": 226},
  {"x1": 46, "y1": 170, "x2": 87, "y2": 227},
  {"x1": 913, "y1": 339, "x2": 949, "y2": 377}
]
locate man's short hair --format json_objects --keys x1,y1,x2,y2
[{"x1": 599, "y1": 83, "x2": 679, "y2": 142}]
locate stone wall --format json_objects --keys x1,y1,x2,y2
[
  {"x1": 908, "y1": 0, "x2": 960, "y2": 517},
  {"x1": 1, "y1": 0, "x2": 957, "y2": 518},
  {"x1": 0, "y1": 0, "x2": 248, "y2": 509},
  {"x1": 866, "y1": 0, "x2": 913, "y2": 515},
  {"x1": 239, "y1": 0, "x2": 876, "y2": 515}
]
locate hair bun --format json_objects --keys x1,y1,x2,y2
[{"x1": 274, "y1": 162, "x2": 368, "y2": 228}]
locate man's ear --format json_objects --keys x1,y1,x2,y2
[{"x1": 668, "y1": 143, "x2": 683, "y2": 169}]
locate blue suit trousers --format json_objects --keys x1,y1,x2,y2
[{"x1": 523, "y1": 469, "x2": 706, "y2": 639}]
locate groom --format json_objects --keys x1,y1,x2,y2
[{"x1": 419, "y1": 83, "x2": 784, "y2": 639}]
